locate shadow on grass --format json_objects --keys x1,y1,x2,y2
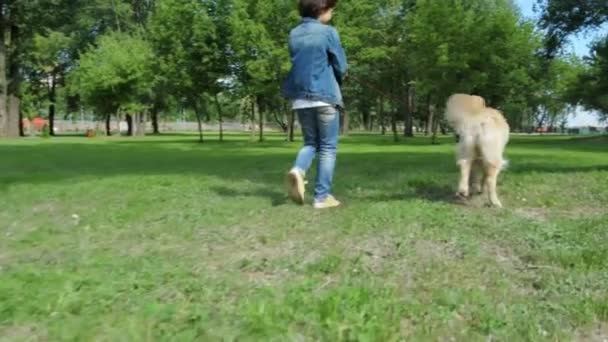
[
  {"x1": 408, "y1": 179, "x2": 462, "y2": 203},
  {"x1": 346, "y1": 179, "x2": 468, "y2": 206},
  {"x1": 210, "y1": 186, "x2": 288, "y2": 207}
]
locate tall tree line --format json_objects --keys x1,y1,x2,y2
[{"x1": 1, "y1": 0, "x2": 604, "y2": 140}]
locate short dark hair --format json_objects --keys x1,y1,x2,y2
[{"x1": 298, "y1": 0, "x2": 338, "y2": 19}]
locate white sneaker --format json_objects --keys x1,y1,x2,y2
[
  {"x1": 286, "y1": 169, "x2": 305, "y2": 205},
  {"x1": 313, "y1": 195, "x2": 341, "y2": 209}
]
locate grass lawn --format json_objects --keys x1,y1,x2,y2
[{"x1": 1, "y1": 133, "x2": 607, "y2": 341}]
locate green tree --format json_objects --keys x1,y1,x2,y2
[
  {"x1": 149, "y1": 0, "x2": 223, "y2": 142},
  {"x1": 69, "y1": 32, "x2": 153, "y2": 136},
  {"x1": 0, "y1": 0, "x2": 40, "y2": 138},
  {"x1": 28, "y1": 31, "x2": 72, "y2": 135},
  {"x1": 567, "y1": 39, "x2": 608, "y2": 121},
  {"x1": 539, "y1": 0, "x2": 608, "y2": 120},
  {"x1": 335, "y1": 0, "x2": 403, "y2": 136},
  {"x1": 538, "y1": 0, "x2": 608, "y2": 56},
  {"x1": 532, "y1": 56, "x2": 583, "y2": 130},
  {"x1": 230, "y1": 0, "x2": 297, "y2": 142},
  {"x1": 406, "y1": 0, "x2": 542, "y2": 138}
]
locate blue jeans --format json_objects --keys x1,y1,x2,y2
[{"x1": 293, "y1": 106, "x2": 340, "y2": 202}]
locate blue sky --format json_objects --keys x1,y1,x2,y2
[
  {"x1": 515, "y1": 0, "x2": 603, "y2": 57},
  {"x1": 515, "y1": 0, "x2": 606, "y2": 125}
]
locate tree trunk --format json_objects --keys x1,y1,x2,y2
[
  {"x1": 379, "y1": 97, "x2": 386, "y2": 135},
  {"x1": 18, "y1": 99, "x2": 23, "y2": 136},
  {"x1": 194, "y1": 103, "x2": 204, "y2": 143},
  {"x1": 49, "y1": 73, "x2": 57, "y2": 136},
  {"x1": 0, "y1": 19, "x2": 7, "y2": 138},
  {"x1": 48, "y1": 102, "x2": 56, "y2": 136},
  {"x1": 281, "y1": 102, "x2": 291, "y2": 140},
  {"x1": 402, "y1": 105, "x2": 409, "y2": 137},
  {"x1": 130, "y1": 112, "x2": 143, "y2": 136},
  {"x1": 340, "y1": 108, "x2": 349, "y2": 136},
  {"x1": 288, "y1": 110, "x2": 295, "y2": 142},
  {"x1": 272, "y1": 111, "x2": 287, "y2": 133},
  {"x1": 126, "y1": 114, "x2": 133, "y2": 136},
  {"x1": 3, "y1": 23, "x2": 19, "y2": 138},
  {"x1": 361, "y1": 107, "x2": 371, "y2": 131},
  {"x1": 258, "y1": 112, "x2": 264, "y2": 142},
  {"x1": 430, "y1": 103, "x2": 440, "y2": 145},
  {"x1": 249, "y1": 96, "x2": 256, "y2": 141},
  {"x1": 132, "y1": 113, "x2": 138, "y2": 136},
  {"x1": 405, "y1": 84, "x2": 415, "y2": 137},
  {"x1": 196, "y1": 113, "x2": 204, "y2": 142},
  {"x1": 392, "y1": 111, "x2": 399, "y2": 142},
  {"x1": 137, "y1": 112, "x2": 146, "y2": 136},
  {"x1": 7, "y1": 94, "x2": 19, "y2": 137},
  {"x1": 214, "y1": 93, "x2": 224, "y2": 142},
  {"x1": 425, "y1": 95, "x2": 434, "y2": 136},
  {"x1": 257, "y1": 98, "x2": 264, "y2": 142},
  {"x1": 106, "y1": 114, "x2": 112, "y2": 136},
  {"x1": 151, "y1": 106, "x2": 160, "y2": 134},
  {"x1": 0, "y1": 11, "x2": 13, "y2": 138}
]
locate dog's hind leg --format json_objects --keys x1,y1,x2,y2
[
  {"x1": 457, "y1": 159, "x2": 473, "y2": 198},
  {"x1": 470, "y1": 159, "x2": 485, "y2": 195},
  {"x1": 484, "y1": 162, "x2": 503, "y2": 208},
  {"x1": 479, "y1": 124, "x2": 508, "y2": 207},
  {"x1": 456, "y1": 136, "x2": 476, "y2": 198}
]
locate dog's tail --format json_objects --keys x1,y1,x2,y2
[{"x1": 501, "y1": 159, "x2": 510, "y2": 171}]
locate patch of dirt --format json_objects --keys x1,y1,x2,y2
[
  {"x1": 399, "y1": 318, "x2": 415, "y2": 338},
  {"x1": 478, "y1": 242, "x2": 567, "y2": 297},
  {"x1": 412, "y1": 239, "x2": 464, "y2": 263},
  {"x1": 480, "y1": 243, "x2": 522, "y2": 267},
  {"x1": 514, "y1": 206, "x2": 607, "y2": 222},
  {"x1": 0, "y1": 324, "x2": 48, "y2": 342},
  {"x1": 231, "y1": 239, "x2": 298, "y2": 266},
  {"x1": 0, "y1": 251, "x2": 8, "y2": 270},
  {"x1": 30, "y1": 202, "x2": 58, "y2": 217},
  {"x1": 514, "y1": 207, "x2": 550, "y2": 223},
  {"x1": 357, "y1": 235, "x2": 397, "y2": 259},
  {"x1": 317, "y1": 233, "x2": 402, "y2": 276},
  {"x1": 353, "y1": 235, "x2": 399, "y2": 274},
  {"x1": 201, "y1": 228, "x2": 310, "y2": 285},
  {"x1": 574, "y1": 323, "x2": 608, "y2": 342},
  {"x1": 335, "y1": 234, "x2": 466, "y2": 276},
  {"x1": 558, "y1": 207, "x2": 608, "y2": 219},
  {"x1": 244, "y1": 270, "x2": 291, "y2": 286}
]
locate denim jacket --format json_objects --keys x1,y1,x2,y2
[{"x1": 282, "y1": 18, "x2": 348, "y2": 107}]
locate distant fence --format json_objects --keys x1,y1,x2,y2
[
  {"x1": 51, "y1": 120, "x2": 284, "y2": 134},
  {"x1": 35, "y1": 119, "x2": 608, "y2": 136}
]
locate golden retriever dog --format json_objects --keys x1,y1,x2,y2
[{"x1": 445, "y1": 94, "x2": 510, "y2": 208}]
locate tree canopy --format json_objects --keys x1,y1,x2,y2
[
  {"x1": 538, "y1": 0, "x2": 608, "y2": 121},
  {"x1": 1, "y1": 0, "x2": 604, "y2": 139}
]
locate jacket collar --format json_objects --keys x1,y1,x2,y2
[{"x1": 301, "y1": 17, "x2": 321, "y2": 24}]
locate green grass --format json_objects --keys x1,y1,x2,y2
[{"x1": 1, "y1": 133, "x2": 607, "y2": 341}]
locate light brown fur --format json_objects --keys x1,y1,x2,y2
[{"x1": 446, "y1": 94, "x2": 510, "y2": 208}]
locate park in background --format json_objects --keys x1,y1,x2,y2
[{"x1": 0, "y1": 0, "x2": 606, "y2": 142}]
